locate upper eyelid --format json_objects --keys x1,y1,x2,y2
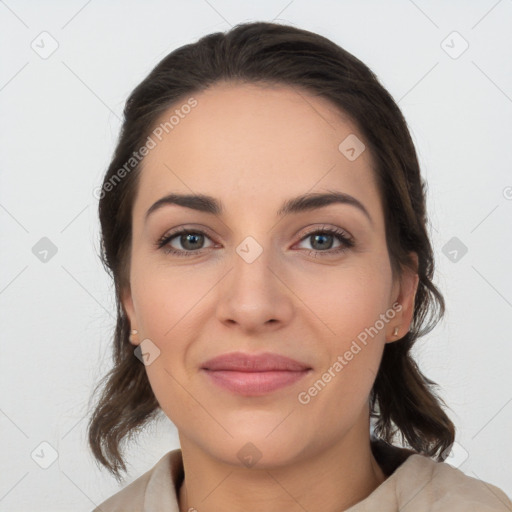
[{"x1": 299, "y1": 224, "x2": 352, "y2": 238}]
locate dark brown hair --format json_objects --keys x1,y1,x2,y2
[{"x1": 87, "y1": 20, "x2": 455, "y2": 481}]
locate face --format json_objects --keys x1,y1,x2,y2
[{"x1": 122, "y1": 82, "x2": 418, "y2": 468}]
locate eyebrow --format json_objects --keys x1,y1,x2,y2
[{"x1": 145, "y1": 190, "x2": 373, "y2": 225}]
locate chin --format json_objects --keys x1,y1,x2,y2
[{"x1": 205, "y1": 428, "x2": 308, "y2": 470}]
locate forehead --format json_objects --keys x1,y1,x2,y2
[{"x1": 134, "y1": 82, "x2": 383, "y2": 225}]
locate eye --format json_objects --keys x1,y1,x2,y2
[
  {"x1": 156, "y1": 228, "x2": 215, "y2": 257},
  {"x1": 155, "y1": 225, "x2": 355, "y2": 258},
  {"x1": 294, "y1": 226, "x2": 355, "y2": 257}
]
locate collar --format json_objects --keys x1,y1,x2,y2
[{"x1": 140, "y1": 441, "x2": 511, "y2": 511}]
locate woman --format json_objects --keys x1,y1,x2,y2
[{"x1": 88, "y1": 21, "x2": 512, "y2": 511}]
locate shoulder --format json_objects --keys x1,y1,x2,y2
[
  {"x1": 370, "y1": 438, "x2": 512, "y2": 510},
  {"x1": 91, "y1": 468, "x2": 151, "y2": 512},
  {"x1": 91, "y1": 449, "x2": 182, "y2": 512},
  {"x1": 395, "y1": 453, "x2": 512, "y2": 511}
]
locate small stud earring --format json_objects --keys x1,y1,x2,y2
[
  {"x1": 393, "y1": 326, "x2": 399, "y2": 336},
  {"x1": 129, "y1": 329, "x2": 138, "y2": 342}
]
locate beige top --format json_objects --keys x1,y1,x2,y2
[{"x1": 93, "y1": 441, "x2": 512, "y2": 511}]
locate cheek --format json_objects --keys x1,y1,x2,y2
[
  {"x1": 129, "y1": 262, "x2": 211, "y2": 420},
  {"x1": 296, "y1": 261, "x2": 393, "y2": 340},
  {"x1": 294, "y1": 263, "x2": 392, "y2": 406},
  {"x1": 131, "y1": 258, "x2": 213, "y2": 338}
]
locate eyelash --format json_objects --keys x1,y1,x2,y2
[{"x1": 155, "y1": 225, "x2": 355, "y2": 258}]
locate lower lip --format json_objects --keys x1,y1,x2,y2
[{"x1": 202, "y1": 369, "x2": 311, "y2": 396}]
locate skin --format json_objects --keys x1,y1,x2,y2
[{"x1": 122, "y1": 81, "x2": 419, "y2": 512}]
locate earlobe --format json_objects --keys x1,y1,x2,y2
[
  {"x1": 387, "y1": 322, "x2": 403, "y2": 344},
  {"x1": 129, "y1": 329, "x2": 140, "y2": 346}
]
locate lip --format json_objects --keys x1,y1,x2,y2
[
  {"x1": 201, "y1": 352, "x2": 312, "y2": 396},
  {"x1": 202, "y1": 352, "x2": 311, "y2": 372}
]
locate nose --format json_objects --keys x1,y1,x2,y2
[{"x1": 215, "y1": 241, "x2": 294, "y2": 334}]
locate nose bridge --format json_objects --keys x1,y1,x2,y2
[
  {"x1": 231, "y1": 232, "x2": 278, "y2": 303},
  {"x1": 215, "y1": 231, "x2": 293, "y2": 329}
]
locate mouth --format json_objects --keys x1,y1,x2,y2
[{"x1": 200, "y1": 351, "x2": 312, "y2": 396}]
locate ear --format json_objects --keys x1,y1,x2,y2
[
  {"x1": 121, "y1": 285, "x2": 140, "y2": 346},
  {"x1": 386, "y1": 252, "x2": 419, "y2": 343}
]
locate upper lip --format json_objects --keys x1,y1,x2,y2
[{"x1": 201, "y1": 352, "x2": 312, "y2": 372}]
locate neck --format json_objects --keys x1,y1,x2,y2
[{"x1": 177, "y1": 418, "x2": 387, "y2": 512}]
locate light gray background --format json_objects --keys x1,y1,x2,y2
[{"x1": 1, "y1": 1, "x2": 511, "y2": 510}]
